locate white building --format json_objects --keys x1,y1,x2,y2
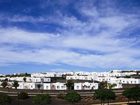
[
  {"x1": 50, "y1": 82, "x2": 66, "y2": 90},
  {"x1": 18, "y1": 82, "x2": 36, "y2": 89},
  {"x1": 0, "y1": 70, "x2": 139, "y2": 90},
  {"x1": 74, "y1": 82, "x2": 98, "y2": 90},
  {"x1": 44, "y1": 82, "x2": 67, "y2": 90}
]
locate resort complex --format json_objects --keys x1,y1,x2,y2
[{"x1": 0, "y1": 70, "x2": 139, "y2": 90}]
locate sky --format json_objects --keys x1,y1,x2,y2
[{"x1": 0, "y1": 0, "x2": 140, "y2": 74}]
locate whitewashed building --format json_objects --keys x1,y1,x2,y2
[
  {"x1": 74, "y1": 82, "x2": 98, "y2": 90},
  {"x1": 0, "y1": 70, "x2": 139, "y2": 90}
]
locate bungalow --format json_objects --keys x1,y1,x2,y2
[{"x1": 74, "y1": 82, "x2": 98, "y2": 90}]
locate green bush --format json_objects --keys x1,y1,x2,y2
[
  {"x1": 13, "y1": 80, "x2": 19, "y2": 89},
  {"x1": 123, "y1": 87, "x2": 140, "y2": 103},
  {"x1": 65, "y1": 80, "x2": 74, "y2": 90},
  {"x1": 65, "y1": 91, "x2": 81, "y2": 103},
  {"x1": 0, "y1": 93, "x2": 11, "y2": 105},
  {"x1": 94, "y1": 89, "x2": 116, "y2": 104},
  {"x1": 33, "y1": 94, "x2": 51, "y2": 105},
  {"x1": 18, "y1": 91, "x2": 29, "y2": 100},
  {"x1": 1, "y1": 81, "x2": 8, "y2": 88},
  {"x1": 57, "y1": 93, "x2": 65, "y2": 99}
]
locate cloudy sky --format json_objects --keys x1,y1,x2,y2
[{"x1": 0, "y1": 0, "x2": 140, "y2": 74}]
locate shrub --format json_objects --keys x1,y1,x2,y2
[
  {"x1": 94, "y1": 89, "x2": 116, "y2": 104},
  {"x1": 18, "y1": 91, "x2": 29, "y2": 100},
  {"x1": 65, "y1": 80, "x2": 74, "y2": 90},
  {"x1": 33, "y1": 94, "x2": 51, "y2": 105},
  {"x1": 123, "y1": 87, "x2": 140, "y2": 103},
  {"x1": 57, "y1": 93, "x2": 65, "y2": 99},
  {"x1": 65, "y1": 91, "x2": 81, "y2": 103},
  {"x1": 13, "y1": 81, "x2": 19, "y2": 89},
  {"x1": 0, "y1": 93, "x2": 11, "y2": 105},
  {"x1": 1, "y1": 81, "x2": 8, "y2": 88}
]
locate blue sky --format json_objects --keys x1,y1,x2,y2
[{"x1": 0, "y1": 0, "x2": 140, "y2": 74}]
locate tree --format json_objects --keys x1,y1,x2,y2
[
  {"x1": 107, "y1": 83, "x2": 117, "y2": 89},
  {"x1": 33, "y1": 94, "x2": 51, "y2": 105},
  {"x1": 1, "y1": 81, "x2": 8, "y2": 88},
  {"x1": 37, "y1": 84, "x2": 42, "y2": 90},
  {"x1": 18, "y1": 91, "x2": 29, "y2": 100},
  {"x1": 4, "y1": 78, "x2": 8, "y2": 82},
  {"x1": 98, "y1": 81, "x2": 108, "y2": 89},
  {"x1": 99, "y1": 82, "x2": 116, "y2": 89},
  {"x1": 123, "y1": 87, "x2": 140, "y2": 103},
  {"x1": 65, "y1": 91, "x2": 81, "y2": 103},
  {"x1": 0, "y1": 93, "x2": 11, "y2": 105},
  {"x1": 25, "y1": 73, "x2": 31, "y2": 77},
  {"x1": 123, "y1": 88, "x2": 131, "y2": 104},
  {"x1": 13, "y1": 80, "x2": 19, "y2": 89},
  {"x1": 23, "y1": 77, "x2": 27, "y2": 82},
  {"x1": 94, "y1": 89, "x2": 116, "y2": 105},
  {"x1": 106, "y1": 89, "x2": 116, "y2": 104},
  {"x1": 65, "y1": 80, "x2": 74, "y2": 90}
]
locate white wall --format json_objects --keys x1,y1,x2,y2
[
  {"x1": 74, "y1": 83, "x2": 82, "y2": 90},
  {"x1": 51, "y1": 82, "x2": 66, "y2": 90},
  {"x1": 44, "y1": 83, "x2": 51, "y2": 90}
]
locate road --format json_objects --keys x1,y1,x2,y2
[
  {"x1": 0, "y1": 89, "x2": 124, "y2": 96},
  {"x1": 92, "y1": 101, "x2": 140, "y2": 105}
]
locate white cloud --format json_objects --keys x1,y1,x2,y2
[
  {"x1": 0, "y1": 23, "x2": 139, "y2": 69},
  {"x1": 0, "y1": 46, "x2": 139, "y2": 69},
  {"x1": 0, "y1": 1, "x2": 140, "y2": 70},
  {"x1": 0, "y1": 28, "x2": 59, "y2": 47}
]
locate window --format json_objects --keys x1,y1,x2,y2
[
  {"x1": 57, "y1": 86, "x2": 59, "y2": 89},
  {"x1": 77, "y1": 86, "x2": 79, "y2": 89},
  {"x1": 46, "y1": 86, "x2": 48, "y2": 89}
]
